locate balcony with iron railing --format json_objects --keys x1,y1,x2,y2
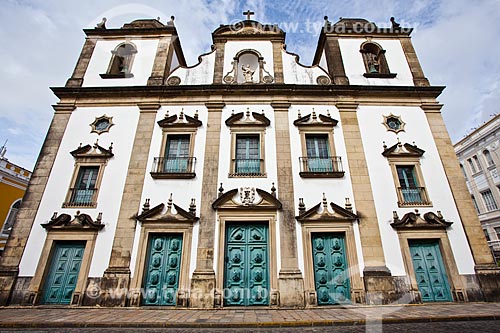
[
  {"x1": 150, "y1": 157, "x2": 196, "y2": 179},
  {"x1": 299, "y1": 156, "x2": 344, "y2": 178},
  {"x1": 397, "y1": 186, "x2": 432, "y2": 207},
  {"x1": 231, "y1": 158, "x2": 265, "y2": 177},
  {"x1": 62, "y1": 188, "x2": 98, "y2": 208}
]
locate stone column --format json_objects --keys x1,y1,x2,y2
[
  {"x1": 190, "y1": 101, "x2": 225, "y2": 308},
  {"x1": 0, "y1": 103, "x2": 74, "y2": 305},
  {"x1": 271, "y1": 101, "x2": 305, "y2": 307},
  {"x1": 271, "y1": 41, "x2": 284, "y2": 84},
  {"x1": 147, "y1": 36, "x2": 173, "y2": 86},
  {"x1": 66, "y1": 38, "x2": 97, "y2": 87},
  {"x1": 400, "y1": 38, "x2": 430, "y2": 87},
  {"x1": 100, "y1": 103, "x2": 159, "y2": 306},
  {"x1": 324, "y1": 37, "x2": 349, "y2": 85},
  {"x1": 337, "y1": 102, "x2": 396, "y2": 304},
  {"x1": 212, "y1": 41, "x2": 225, "y2": 84},
  {"x1": 423, "y1": 103, "x2": 500, "y2": 301}
]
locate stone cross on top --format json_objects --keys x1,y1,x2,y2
[{"x1": 243, "y1": 10, "x2": 255, "y2": 20}]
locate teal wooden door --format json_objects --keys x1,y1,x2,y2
[
  {"x1": 42, "y1": 241, "x2": 85, "y2": 304},
  {"x1": 409, "y1": 240, "x2": 452, "y2": 302},
  {"x1": 224, "y1": 223, "x2": 269, "y2": 306},
  {"x1": 312, "y1": 233, "x2": 350, "y2": 305},
  {"x1": 143, "y1": 234, "x2": 183, "y2": 306}
]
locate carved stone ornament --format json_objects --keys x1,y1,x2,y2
[
  {"x1": 382, "y1": 114, "x2": 406, "y2": 134},
  {"x1": 296, "y1": 194, "x2": 358, "y2": 223},
  {"x1": 391, "y1": 209, "x2": 453, "y2": 229},
  {"x1": 90, "y1": 115, "x2": 114, "y2": 135},
  {"x1": 293, "y1": 109, "x2": 338, "y2": 128},
  {"x1": 136, "y1": 194, "x2": 198, "y2": 224},
  {"x1": 166, "y1": 76, "x2": 181, "y2": 86},
  {"x1": 316, "y1": 75, "x2": 332, "y2": 85},
  {"x1": 212, "y1": 188, "x2": 282, "y2": 210},
  {"x1": 42, "y1": 211, "x2": 104, "y2": 231},
  {"x1": 382, "y1": 139, "x2": 424, "y2": 158},
  {"x1": 157, "y1": 109, "x2": 202, "y2": 128},
  {"x1": 240, "y1": 187, "x2": 256, "y2": 205},
  {"x1": 70, "y1": 140, "x2": 114, "y2": 159},
  {"x1": 225, "y1": 108, "x2": 270, "y2": 127}
]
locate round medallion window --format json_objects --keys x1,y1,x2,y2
[
  {"x1": 382, "y1": 114, "x2": 405, "y2": 133},
  {"x1": 90, "y1": 115, "x2": 114, "y2": 134}
]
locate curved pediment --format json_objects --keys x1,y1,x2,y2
[
  {"x1": 136, "y1": 196, "x2": 198, "y2": 224},
  {"x1": 70, "y1": 141, "x2": 114, "y2": 158},
  {"x1": 212, "y1": 188, "x2": 282, "y2": 210},
  {"x1": 212, "y1": 20, "x2": 285, "y2": 41},
  {"x1": 293, "y1": 111, "x2": 338, "y2": 128},
  {"x1": 157, "y1": 110, "x2": 202, "y2": 128},
  {"x1": 382, "y1": 141, "x2": 424, "y2": 158},
  {"x1": 42, "y1": 212, "x2": 104, "y2": 231},
  {"x1": 296, "y1": 195, "x2": 357, "y2": 223},
  {"x1": 391, "y1": 210, "x2": 452, "y2": 229},
  {"x1": 225, "y1": 109, "x2": 270, "y2": 127}
]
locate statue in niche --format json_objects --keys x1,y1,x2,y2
[{"x1": 242, "y1": 64, "x2": 255, "y2": 83}]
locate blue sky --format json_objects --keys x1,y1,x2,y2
[{"x1": 1, "y1": 0, "x2": 500, "y2": 170}]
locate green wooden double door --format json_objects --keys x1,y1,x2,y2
[
  {"x1": 43, "y1": 241, "x2": 85, "y2": 304},
  {"x1": 409, "y1": 240, "x2": 452, "y2": 302}
]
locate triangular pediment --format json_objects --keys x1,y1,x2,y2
[
  {"x1": 391, "y1": 211, "x2": 452, "y2": 230},
  {"x1": 42, "y1": 212, "x2": 104, "y2": 231},
  {"x1": 225, "y1": 111, "x2": 270, "y2": 127},
  {"x1": 212, "y1": 188, "x2": 282, "y2": 210},
  {"x1": 136, "y1": 196, "x2": 198, "y2": 224},
  {"x1": 382, "y1": 141, "x2": 424, "y2": 157},
  {"x1": 70, "y1": 142, "x2": 114, "y2": 158},
  {"x1": 297, "y1": 196, "x2": 357, "y2": 222},
  {"x1": 212, "y1": 21, "x2": 285, "y2": 39},
  {"x1": 293, "y1": 111, "x2": 338, "y2": 127},
  {"x1": 157, "y1": 111, "x2": 202, "y2": 128}
]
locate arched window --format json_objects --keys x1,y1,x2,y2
[
  {"x1": 460, "y1": 163, "x2": 468, "y2": 180},
  {"x1": 2, "y1": 199, "x2": 21, "y2": 235},
  {"x1": 484, "y1": 149, "x2": 494, "y2": 167},
  {"x1": 101, "y1": 43, "x2": 137, "y2": 78},
  {"x1": 223, "y1": 49, "x2": 274, "y2": 84},
  {"x1": 360, "y1": 42, "x2": 395, "y2": 78}
]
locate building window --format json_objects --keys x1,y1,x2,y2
[
  {"x1": 382, "y1": 114, "x2": 405, "y2": 134},
  {"x1": 396, "y1": 165, "x2": 429, "y2": 205},
  {"x1": 359, "y1": 42, "x2": 396, "y2": 78},
  {"x1": 484, "y1": 149, "x2": 494, "y2": 167},
  {"x1": 473, "y1": 155, "x2": 482, "y2": 171},
  {"x1": 90, "y1": 115, "x2": 114, "y2": 135},
  {"x1": 1, "y1": 199, "x2": 21, "y2": 235},
  {"x1": 68, "y1": 166, "x2": 99, "y2": 206},
  {"x1": 481, "y1": 189, "x2": 498, "y2": 211},
  {"x1": 100, "y1": 43, "x2": 137, "y2": 79},
  {"x1": 468, "y1": 158, "x2": 477, "y2": 174},
  {"x1": 471, "y1": 195, "x2": 480, "y2": 214},
  {"x1": 484, "y1": 229, "x2": 491, "y2": 242},
  {"x1": 460, "y1": 164, "x2": 468, "y2": 180},
  {"x1": 151, "y1": 110, "x2": 202, "y2": 179},
  {"x1": 234, "y1": 134, "x2": 261, "y2": 175},
  {"x1": 495, "y1": 227, "x2": 500, "y2": 240}
]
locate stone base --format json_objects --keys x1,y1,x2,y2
[
  {"x1": 9, "y1": 277, "x2": 31, "y2": 305},
  {"x1": 190, "y1": 269, "x2": 216, "y2": 308},
  {"x1": 99, "y1": 268, "x2": 131, "y2": 307},
  {"x1": 475, "y1": 265, "x2": 500, "y2": 301},
  {"x1": 363, "y1": 266, "x2": 405, "y2": 305},
  {"x1": 0, "y1": 267, "x2": 18, "y2": 305},
  {"x1": 147, "y1": 76, "x2": 164, "y2": 86},
  {"x1": 278, "y1": 270, "x2": 304, "y2": 307}
]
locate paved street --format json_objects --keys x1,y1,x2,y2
[{"x1": 0, "y1": 302, "x2": 499, "y2": 331}]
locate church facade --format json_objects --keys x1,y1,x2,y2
[{"x1": 0, "y1": 14, "x2": 499, "y2": 308}]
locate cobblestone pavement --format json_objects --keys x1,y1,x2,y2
[
  {"x1": 0, "y1": 320, "x2": 499, "y2": 332},
  {"x1": 0, "y1": 302, "x2": 499, "y2": 329}
]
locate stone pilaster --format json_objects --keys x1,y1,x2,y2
[
  {"x1": 190, "y1": 101, "x2": 225, "y2": 308},
  {"x1": 271, "y1": 101, "x2": 304, "y2": 307},
  {"x1": 66, "y1": 38, "x2": 97, "y2": 87},
  {"x1": 423, "y1": 103, "x2": 500, "y2": 301},
  {"x1": 148, "y1": 37, "x2": 174, "y2": 86},
  {"x1": 0, "y1": 104, "x2": 74, "y2": 305},
  {"x1": 324, "y1": 37, "x2": 349, "y2": 85},
  {"x1": 400, "y1": 38, "x2": 430, "y2": 87},
  {"x1": 100, "y1": 103, "x2": 159, "y2": 306},
  {"x1": 337, "y1": 102, "x2": 395, "y2": 304},
  {"x1": 212, "y1": 42, "x2": 225, "y2": 84},
  {"x1": 271, "y1": 41, "x2": 284, "y2": 84}
]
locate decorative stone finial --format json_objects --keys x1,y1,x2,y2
[
  {"x1": 179, "y1": 108, "x2": 184, "y2": 120},
  {"x1": 51, "y1": 212, "x2": 58, "y2": 220},
  {"x1": 327, "y1": 109, "x2": 331, "y2": 117},
  {"x1": 271, "y1": 182, "x2": 276, "y2": 196},
  {"x1": 297, "y1": 109, "x2": 302, "y2": 119},
  {"x1": 109, "y1": 142, "x2": 113, "y2": 152},
  {"x1": 96, "y1": 212, "x2": 103, "y2": 223},
  {"x1": 392, "y1": 211, "x2": 399, "y2": 221},
  {"x1": 96, "y1": 17, "x2": 107, "y2": 29},
  {"x1": 167, "y1": 16, "x2": 175, "y2": 26},
  {"x1": 142, "y1": 198, "x2": 150, "y2": 213},
  {"x1": 390, "y1": 17, "x2": 401, "y2": 30},
  {"x1": 383, "y1": 141, "x2": 387, "y2": 149},
  {"x1": 345, "y1": 197, "x2": 352, "y2": 212},
  {"x1": 218, "y1": 183, "x2": 224, "y2": 197},
  {"x1": 79, "y1": 142, "x2": 82, "y2": 148},
  {"x1": 231, "y1": 109, "x2": 235, "y2": 115},
  {"x1": 194, "y1": 109, "x2": 199, "y2": 119},
  {"x1": 414, "y1": 208, "x2": 419, "y2": 216},
  {"x1": 246, "y1": 107, "x2": 250, "y2": 118},
  {"x1": 322, "y1": 193, "x2": 328, "y2": 209},
  {"x1": 437, "y1": 210, "x2": 443, "y2": 219},
  {"x1": 165, "y1": 110, "x2": 169, "y2": 118},
  {"x1": 397, "y1": 137, "x2": 402, "y2": 147},
  {"x1": 167, "y1": 193, "x2": 173, "y2": 210},
  {"x1": 298, "y1": 198, "x2": 305, "y2": 214},
  {"x1": 312, "y1": 108, "x2": 317, "y2": 120},
  {"x1": 189, "y1": 198, "x2": 196, "y2": 216}
]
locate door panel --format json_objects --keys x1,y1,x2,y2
[
  {"x1": 312, "y1": 233, "x2": 350, "y2": 305},
  {"x1": 409, "y1": 240, "x2": 452, "y2": 302},
  {"x1": 224, "y1": 223, "x2": 269, "y2": 306},
  {"x1": 143, "y1": 234, "x2": 183, "y2": 306},
  {"x1": 43, "y1": 242, "x2": 85, "y2": 304}
]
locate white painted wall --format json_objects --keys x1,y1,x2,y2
[
  {"x1": 83, "y1": 39, "x2": 159, "y2": 87},
  {"x1": 222, "y1": 41, "x2": 274, "y2": 80},
  {"x1": 19, "y1": 106, "x2": 140, "y2": 277},
  {"x1": 167, "y1": 51, "x2": 215, "y2": 85},
  {"x1": 129, "y1": 105, "x2": 207, "y2": 278},
  {"x1": 282, "y1": 51, "x2": 330, "y2": 85},
  {"x1": 288, "y1": 105, "x2": 365, "y2": 275},
  {"x1": 338, "y1": 39, "x2": 414, "y2": 86},
  {"x1": 319, "y1": 49, "x2": 327, "y2": 71},
  {"x1": 357, "y1": 105, "x2": 476, "y2": 275}
]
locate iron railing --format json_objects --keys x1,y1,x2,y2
[
  {"x1": 234, "y1": 159, "x2": 262, "y2": 176},
  {"x1": 151, "y1": 157, "x2": 196, "y2": 178},
  {"x1": 397, "y1": 186, "x2": 431, "y2": 206},
  {"x1": 63, "y1": 188, "x2": 97, "y2": 207},
  {"x1": 299, "y1": 156, "x2": 344, "y2": 177}
]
